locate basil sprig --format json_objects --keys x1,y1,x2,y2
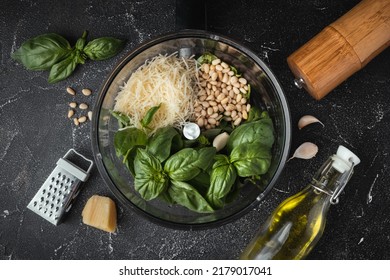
[{"x1": 12, "y1": 30, "x2": 125, "y2": 83}]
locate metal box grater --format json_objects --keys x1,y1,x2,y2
[{"x1": 27, "y1": 149, "x2": 93, "y2": 225}]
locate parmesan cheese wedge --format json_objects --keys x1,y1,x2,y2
[{"x1": 82, "y1": 195, "x2": 117, "y2": 233}]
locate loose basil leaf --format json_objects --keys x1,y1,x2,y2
[
  {"x1": 164, "y1": 147, "x2": 216, "y2": 181},
  {"x1": 47, "y1": 53, "x2": 77, "y2": 83},
  {"x1": 113, "y1": 127, "x2": 147, "y2": 157},
  {"x1": 111, "y1": 110, "x2": 132, "y2": 128},
  {"x1": 83, "y1": 37, "x2": 125, "y2": 61},
  {"x1": 196, "y1": 52, "x2": 218, "y2": 65},
  {"x1": 146, "y1": 126, "x2": 182, "y2": 162},
  {"x1": 247, "y1": 106, "x2": 264, "y2": 123},
  {"x1": 168, "y1": 181, "x2": 214, "y2": 213},
  {"x1": 141, "y1": 104, "x2": 161, "y2": 128},
  {"x1": 158, "y1": 191, "x2": 176, "y2": 205},
  {"x1": 134, "y1": 149, "x2": 168, "y2": 201},
  {"x1": 230, "y1": 142, "x2": 272, "y2": 177},
  {"x1": 206, "y1": 155, "x2": 237, "y2": 209},
  {"x1": 227, "y1": 115, "x2": 275, "y2": 152},
  {"x1": 11, "y1": 33, "x2": 71, "y2": 71}
]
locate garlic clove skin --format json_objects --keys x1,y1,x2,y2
[
  {"x1": 213, "y1": 132, "x2": 230, "y2": 152},
  {"x1": 288, "y1": 142, "x2": 318, "y2": 161},
  {"x1": 298, "y1": 115, "x2": 324, "y2": 130}
]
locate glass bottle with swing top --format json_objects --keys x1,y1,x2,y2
[{"x1": 240, "y1": 145, "x2": 360, "y2": 260}]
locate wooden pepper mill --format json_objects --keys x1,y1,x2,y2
[{"x1": 287, "y1": 0, "x2": 390, "y2": 100}]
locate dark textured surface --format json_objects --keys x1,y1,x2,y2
[{"x1": 0, "y1": 0, "x2": 389, "y2": 260}]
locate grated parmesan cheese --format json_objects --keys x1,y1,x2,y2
[{"x1": 114, "y1": 53, "x2": 197, "y2": 135}]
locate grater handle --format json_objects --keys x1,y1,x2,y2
[{"x1": 62, "y1": 148, "x2": 94, "y2": 180}]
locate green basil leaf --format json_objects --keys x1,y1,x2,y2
[
  {"x1": 164, "y1": 147, "x2": 216, "y2": 181},
  {"x1": 246, "y1": 106, "x2": 263, "y2": 122},
  {"x1": 83, "y1": 37, "x2": 125, "y2": 61},
  {"x1": 113, "y1": 127, "x2": 147, "y2": 157},
  {"x1": 123, "y1": 146, "x2": 142, "y2": 176},
  {"x1": 187, "y1": 170, "x2": 210, "y2": 196},
  {"x1": 146, "y1": 126, "x2": 182, "y2": 162},
  {"x1": 227, "y1": 115, "x2": 275, "y2": 152},
  {"x1": 12, "y1": 33, "x2": 71, "y2": 70},
  {"x1": 75, "y1": 31, "x2": 88, "y2": 50},
  {"x1": 111, "y1": 110, "x2": 132, "y2": 128},
  {"x1": 230, "y1": 142, "x2": 272, "y2": 177},
  {"x1": 206, "y1": 155, "x2": 237, "y2": 209},
  {"x1": 134, "y1": 149, "x2": 168, "y2": 200},
  {"x1": 168, "y1": 181, "x2": 214, "y2": 213},
  {"x1": 47, "y1": 54, "x2": 77, "y2": 83},
  {"x1": 196, "y1": 52, "x2": 218, "y2": 65},
  {"x1": 141, "y1": 104, "x2": 161, "y2": 128}
]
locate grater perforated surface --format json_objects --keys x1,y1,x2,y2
[{"x1": 27, "y1": 149, "x2": 93, "y2": 225}]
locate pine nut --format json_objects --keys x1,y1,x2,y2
[
  {"x1": 215, "y1": 65, "x2": 223, "y2": 71},
  {"x1": 234, "y1": 117, "x2": 242, "y2": 126},
  {"x1": 203, "y1": 64, "x2": 210, "y2": 74},
  {"x1": 230, "y1": 76, "x2": 238, "y2": 84},
  {"x1": 239, "y1": 77, "x2": 247, "y2": 85},
  {"x1": 221, "y1": 62, "x2": 229, "y2": 69},
  {"x1": 195, "y1": 106, "x2": 202, "y2": 112},
  {"x1": 239, "y1": 87, "x2": 247, "y2": 94},
  {"x1": 246, "y1": 104, "x2": 251, "y2": 112},
  {"x1": 88, "y1": 111, "x2": 93, "y2": 121},
  {"x1": 241, "y1": 98, "x2": 247, "y2": 104},
  {"x1": 201, "y1": 110, "x2": 207, "y2": 116},
  {"x1": 242, "y1": 110, "x2": 248, "y2": 120},
  {"x1": 222, "y1": 68, "x2": 230, "y2": 73},
  {"x1": 208, "y1": 118, "x2": 217, "y2": 124},
  {"x1": 228, "y1": 70, "x2": 234, "y2": 76},
  {"x1": 233, "y1": 87, "x2": 240, "y2": 95},
  {"x1": 66, "y1": 87, "x2": 76, "y2": 96},
  {"x1": 202, "y1": 101, "x2": 210, "y2": 108},
  {"x1": 213, "y1": 106, "x2": 219, "y2": 113},
  {"x1": 210, "y1": 113, "x2": 219, "y2": 119},
  {"x1": 82, "y1": 88, "x2": 92, "y2": 96},
  {"x1": 206, "y1": 95, "x2": 214, "y2": 101},
  {"x1": 217, "y1": 94, "x2": 225, "y2": 101},
  {"x1": 209, "y1": 101, "x2": 217, "y2": 107},
  {"x1": 79, "y1": 103, "x2": 88, "y2": 110},
  {"x1": 231, "y1": 110, "x2": 237, "y2": 118},
  {"x1": 73, "y1": 118, "x2": 79, "y2": 126},
  {"x1": 78, "y1": 116, "x2": 87, "y2": 123},
  {"x1": 197, "y1": 118, "x2": 204, "y2": 127},
  {"x1": 211, "y1": 58, "x2": 221, "y2": 65},
  {"x1": 68, "y1": 109, "x2": 74, "y2": 118},
  {"x1": 69, "y1": 102, "x2": 77, "y2": 108},
  {"x1": 218, "y1": 104, "x2": 224, "y2": 112},
  {"x1": 221, "y1": 97, "x2": 229, "y2": 105},
  {"x1": 236, "y1": 104, "x2": 242, "y2": 111},
  {"x1": 207, "y1": 107, "x2": 214, "y2": 115},
  {"x1": 211, "y1": 72, "x2": 218, "y2": 81},
  {"x1": 224, "y1": 111, "x2": 231, "y2": 116},
  {"x1": 199, "y1": 95, "x2": 207, "y2": 101},
  {"x1": 236, "y1": 94, "x2": 242, "y2": 102}
]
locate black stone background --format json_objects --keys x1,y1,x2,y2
[{"x1": 0, "y1": 0, "x2": 389, "y2": 260}]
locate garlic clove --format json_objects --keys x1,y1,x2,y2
[
  {"x1": 213, "y1": 132, "x2": 230, "y2": 152},
  {"x1": 288, "y1": 142, "x2": 318, "y2": 161},
  {"x1": 298, "y1": 115, "x2": 324, "y2": 130}
]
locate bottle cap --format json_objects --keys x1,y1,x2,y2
[{"x1": 332, "y1": 145, "x2": 360, "y2": 173}]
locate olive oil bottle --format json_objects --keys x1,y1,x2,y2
[{"x1": 240, "y1": 145, "x2": 360, "y2": 260}]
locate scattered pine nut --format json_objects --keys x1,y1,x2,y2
[
  {"x1": 82, "y1": 88, "x2": 92, "y2": 96},
  {"x1": 79, "y1": 103, "x2": 88, "y2": 110},
  {"x1": 69, "y1": 102, "x2": 77, "y2": 108},
  {"x1": 68, "y1": 109, "x2": 74, "y2": 119},
  {"x1": 78, "y1": 116, "x2": 87, "y2": 123},
  {"x1": 88, "y1": 111, "x2": 93, "y2": 121},
  {"x1": 73, "y1": 118, "x2": 80, "y2": 126},
  {"x1": 66, "y1": 87, "x2": 76, "y2": 96}
]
